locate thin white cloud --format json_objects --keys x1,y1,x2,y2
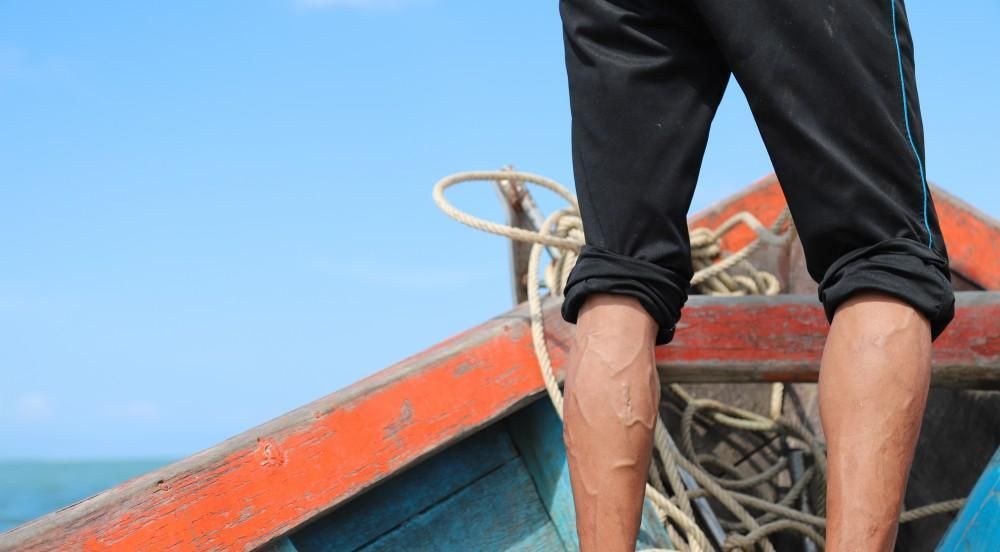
[
  {"x1": 0, "y1": 44, "x2": 78, "y2": 87},
  {"x1": 294, "y1": 0, "x2": 421, "y2": 10},
  {"x1": 14, "y1": 392, "x2": 54, "y2": 421},
  {"x1": 0, "y1": 46, "x2": 26, "y2": 81},
  {"x1": 322, "y1": 259, "x2": 491, "y2": 290},
  {"x1": 101, "y1": 400, "x2": 160, "y2": 421}
]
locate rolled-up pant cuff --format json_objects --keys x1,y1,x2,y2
[
  {"x1": 561, "y1": 245, "x2": 689, "y2": 346},
  {"x1": 818, "y1": 238, "x2": 955, "y2": 341}
]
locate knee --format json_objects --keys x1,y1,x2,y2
[
  {"x1": 834, "y1": 291, "x2": 931, "y2": 331},
  {"x1": 567, "y1": 295, "x2": 661, "y2": 424},
  {"x1": 576, "y1": 294, "x2": 658, "y2": 339},
  {"x1": 570, "y1": 295, "x2": 659, "y2": 376},
  {"x1": 816, "y1": 238, "x2": 955, "y2": 341},
  {"x1": 831, "y1": 291, "x2": 932, "y2": 354},
  {"x1": 561, "y1": 245, "x2": 690, "y2": 346}
]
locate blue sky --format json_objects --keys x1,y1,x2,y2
[{"x1": 1, "y1": 1, "x2": 997, "y2": 459}]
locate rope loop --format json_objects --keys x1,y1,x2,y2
[
  {"x1": 434, "y1": 170, "x2": 965, "y2": 551},
  {"x1": 432, "y1": 171, "x2": 583, "y2": 252}
]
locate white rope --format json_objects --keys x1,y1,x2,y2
[
  {"x1": 433, "y1": 170, "x2": 965, "y2": 551},
  {"x1": 435, "y1": 170, "x2": 794, "y2": 550}
]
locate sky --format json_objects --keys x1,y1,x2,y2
[{"x1": 1, "y1": 1, "x2": 998, "y2": 459}]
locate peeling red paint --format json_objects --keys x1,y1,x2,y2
[
  {"x1": 688, "y1": 175, "x2": 1000, "y2": 291},
  {"x1": 5, "y1": 177, "x2": 1000, "y2": 552},
  {"x1": 7, "y1": 295, "x2": 997, "y2": 551}
]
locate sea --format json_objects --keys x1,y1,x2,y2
[{"x1": 0, "y1": 459, "x2": 173, "y2": 532}]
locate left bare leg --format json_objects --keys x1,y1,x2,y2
[{"x1": 819, "y1": 292, "x2": 932, "y2": 551}]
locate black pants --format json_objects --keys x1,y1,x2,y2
[{"x1": 559, "y1": 0, "x2": 955, "y2": 344}]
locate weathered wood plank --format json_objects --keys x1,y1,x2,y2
[
  {"x1": 898, "y1": 388, "x2": 1000, "y2": 548},
  {"x1": 289, "y1": 425, "x2": 517, "y2": 552},
  {"x1": 357, "y1": 458, "x2": 565, "y2": 552},
  {"x1": 505, "y1": 401, "x2": 579, "y2": 551},
  {"x1": 505, "y1": 399, "x2": 673, "y2": 551},
  {"x1": 257, "y1": 537, "x2": 299, "y2": 552},
  {"x1": 0, "y1": 303, "x2": 566, "y2": 552},
  {"x1": 658, "y1": 292, "x2": 1000, "y2": 388},
  {"x1": 936, "y1": 446, "x2": 1000, "y2": 551},
  {"x1": 4, "y1": 293, "x2": 998, "y2": 551},
  {"x1": 932, "y1": 187, "x2": 1000, "y2": 291}
]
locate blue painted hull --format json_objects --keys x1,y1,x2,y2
[
  {"x1": 274, "y1": 398, "x2": 671, "y2": 551},
  {"x1": 937, "y1": 446, "x2": 1000, "y2": 551}
]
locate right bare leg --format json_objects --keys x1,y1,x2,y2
[{"x1": 562, "y1": 294, "x2": 660, "y2": 551}]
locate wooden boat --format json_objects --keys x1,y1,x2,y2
[{"x1": 2, "y1": 174, "x2": 998, "y2": 551}]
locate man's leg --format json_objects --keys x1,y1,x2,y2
[
  {"x1": 690, "y1": 1, "x2": 956, "y2": 548},
  {"x1": 558, "y1": 0, "x2": 730, "y2": 549},
  {"x1": 820, "y1": 292, "x2": 932, "y2": 550},
  {"x1": 563, "y1": 295, "x2": 659, "y2": 551}
]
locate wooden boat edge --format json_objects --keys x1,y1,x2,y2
[
  {"x1": 4, "y1": 175, "x2": 1000, "y2": 551},
  {"x1": 689, "y1": 173, "x2": 1000, "y2": 290},
  {"x1": 4, "y1": 292, "x2": 1000, "y2": 551}
]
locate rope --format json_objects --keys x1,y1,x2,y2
[{"x1": 434, "y1": 170, "x2": 966, "y2": 551}]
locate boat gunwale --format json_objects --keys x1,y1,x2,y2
[{"x1": 5, "y1": 176, "x2": 1000, "y2": 551}]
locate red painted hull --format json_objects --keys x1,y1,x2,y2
[{"x1": 4, "y1": 176, "x2": 999, "y2": 551}]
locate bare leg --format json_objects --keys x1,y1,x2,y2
[
  {"x1": 562, "y1": 294, "x2": 660, "y2": 552},
  {"x1": 819, "y1": 292, "x2": 932, "y2": 551}
]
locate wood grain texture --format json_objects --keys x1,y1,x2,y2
[
  {"x1": 357, "y1": 458, "x2": 565, "y2": 552},
  {"x1": 659, "y1": 293, "x2": 1000, "y2": 388},
  {"x1": 505, "y1": 399, "x2": 673, "y2": 551},
  {"x1": 4, "y1": 294, "x2": 998, "y2": 551},
  {"x1": 935, "y1": 446, "x2": 1000, "y2": 551},
  {"x1": 258, "y1": 537, "x2": 299, "y2": 552},
  {"x1": 289, "y1": 425, "x2": 517, "y2": 552},
  {"x1": 504, "y1": 400, "x2": 580, "y2": 551},
  {"x1": 0, "y1": 305, "x2": 569, "y2": 552},
  {"x1": 899, "y1": 388, "x2": 1000, "y2": 548},
  {"x1": 932, "y1": 186, "x2": 1000, "y2": 290}
]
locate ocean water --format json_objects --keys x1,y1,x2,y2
[{"x1": 0, "y1": 459, "x2": 173, "y2": 533}]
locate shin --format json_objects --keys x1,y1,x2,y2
[
  {"x1": 819, "y1": 292, "x2": 932, "y2": 551},
  {"x1": 562, "y1": 294, "x2": 660, "y2": 552}
]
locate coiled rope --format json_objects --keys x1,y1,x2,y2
[{"x1": 433, "y1": 170, "x2": 965, "y2": 551}]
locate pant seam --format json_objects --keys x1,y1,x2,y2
[{"x1": 890, "y1": 0, "x2": 933, "y2": 249}]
